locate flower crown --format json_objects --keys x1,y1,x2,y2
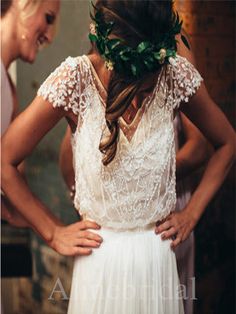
[{"x1": 89, "y1": 3, "x2": 190, "y2": 78}]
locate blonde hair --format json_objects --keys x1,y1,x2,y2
[
  {"x1": 0, "y1": 0, "x2": 41, "y2": 18},
  {"x1": 18, "y1": 0, "x2": 41, "y2": 20},
  {"x1": 18, "y1": 0, "x2": 59, "y2": 43}
]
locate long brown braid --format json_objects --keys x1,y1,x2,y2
[{"x1": 93, "y1": 1, "x2": 174, "y2": 166}]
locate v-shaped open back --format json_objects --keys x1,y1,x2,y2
[{"x1": 83, "y1": 55, "x2": 164, "y2": 143}]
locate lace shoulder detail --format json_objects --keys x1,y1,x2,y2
[
  {"x1": 168, "y1": 55, "x2": 204, "y2": 109},
  {"x1": 37, "y1": 56, "x2": 83, "y2": 115}
]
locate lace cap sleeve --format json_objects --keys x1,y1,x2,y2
[
  {"x1": 169, "y1": 55, "x2": 204, "y2": 109},
  {"x1": 37, "y1": 57, "x2": 81, "y2": 115}
]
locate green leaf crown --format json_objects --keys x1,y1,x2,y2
[{"x1": 89, "y1": 3, "x2": 190, "y2": 78}]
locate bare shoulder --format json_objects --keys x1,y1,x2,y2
[{"x1": 176, "y1": 31, "x2": 196, "y2": 66}]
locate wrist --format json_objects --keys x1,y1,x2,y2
[
  {"x1": 47, "y1": 224, "x2": 64, "y2": 252},
  {"x1": 183, "y1": 205, "x2": 201, "y2": 225},
  {"x1": 35, "y1": 218, "x2": 64, "y2": 246}
]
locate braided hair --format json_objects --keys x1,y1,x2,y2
[{"x1": 91, "y1": 1, "x2": 175, "y2": 165}]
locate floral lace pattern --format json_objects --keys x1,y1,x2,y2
[
  {"x1": 167, "y1": 55, "x2": 203, "y2": 109},
  {"x1": 37, "y1": 54, "x2": 203, "y2": 230}
]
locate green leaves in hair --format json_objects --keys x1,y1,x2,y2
[{"x1": 89, "y1": 1, "x2": 190, "y2": 78}]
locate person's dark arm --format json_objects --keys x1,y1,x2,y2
[
  {"x1": 156, "y1": 81, "x2": 236, "y2": 248},
  {"x1": 176, "y1": 112, "x2": 213, "y2": 181},
  {"x1": 59, "y1": 126, "x2": 75, "y2": 199}
]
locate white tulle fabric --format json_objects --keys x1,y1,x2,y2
[
  {"x1": 68, "y1": 227, "x2": 185, "y2": 314},
  {"x1": 37, "y1": 54, "x2": 203, "y2": 314}
]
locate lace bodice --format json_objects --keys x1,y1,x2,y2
[{"x1": 38, "y1": 54, "x2": 203, "y2": 230}]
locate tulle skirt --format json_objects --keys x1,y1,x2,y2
[{"x1": 67, "y1": 224, "x2": 184, "y2": 314}]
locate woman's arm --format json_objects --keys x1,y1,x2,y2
[
  {"x1": 1, "y1": 73, "x2": 29, "y2": 227},
  {"x1": 175, "y1": 32, "x2": 213, "y2": 180},
  {"x1": 1, "y1": 198, "x2": 30, "y2": 228},
  {"x1": 156, "y1": 82, "x2": 236, "y2": 248},
  {"x1": 59, "y1": 126, "x2": 75, "y2": 193},
  {"x1": 180, "y1": 84, "x2": 236, "y2": 216},
  {"x1": 1, "y1": 96, "x2": 103, "y2": 255},
  {"x1": 176, "y1": 112, "x2": 213, "y2": 181}
]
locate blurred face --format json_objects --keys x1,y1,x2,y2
[{"x1": 18, "y1": 0, "x2": 60, "y2": 63}]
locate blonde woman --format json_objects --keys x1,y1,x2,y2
[{"x1": 1, "y1": 0, "x2": 60, "y2": 226}]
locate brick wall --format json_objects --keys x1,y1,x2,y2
[
  {"x1": 175, "y1": 1, "x2": 235, "y2": 314},
  {"x1": 176, "y1": 0, "x2": 235, "y2": 125}
]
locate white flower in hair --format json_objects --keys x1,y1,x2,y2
[
  {"x1": 89, "y1": 23, "x2": 97, "y2": 35},
  {"x1": 105, "y1": 60, "x2": 114, "y2": 71},
  {"x1": 159, "y1": 48, "x2": 167, "y2": 64}
]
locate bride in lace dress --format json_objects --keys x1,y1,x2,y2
[{"x1": 1, "y1": 1, "x2": 235, "y2": 313}]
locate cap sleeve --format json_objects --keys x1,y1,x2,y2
[
  {"x1": 169, "y1": 55, "x2": 204, "y2": 109},
  {"x1": 37, "y1": 57, "x2": 81, "y2": 115}
]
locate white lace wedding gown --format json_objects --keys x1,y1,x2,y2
[{"x1": 38, "y1": 54, "x2": 203, "y2": 314}]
